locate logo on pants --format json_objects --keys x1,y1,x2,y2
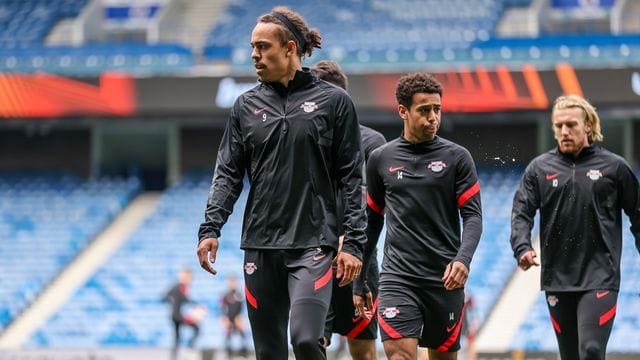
[
  {"x1": 547, "y1": 295, "x2": 559, "y2": 307},
  {"x1": 312, "y1": 247, "x2": 326, "y2": 261},
  {"x1": 244, "y1": 262, "x2": 257, "y2": 275},
  {"x1": 382, "y1": 307, "x2": 400, "y2": 318}
]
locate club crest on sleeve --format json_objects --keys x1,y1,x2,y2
[
  {"x1": 244, "y1": 262, "x2": 257, "y2": 275},
  {"x1": 301, "y1": 101, "x2": 318, "y2": 113},
  {"x1": 428, "y1": 161, "x2": 446, "y2": 173}
]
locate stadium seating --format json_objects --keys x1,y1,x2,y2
[
  {"x1": 0, "y1": 0, "x2": 194, "y2": 75},
  {"x1": 29, "y1": 169, "x2": 248, "y2": 348},
  {"x1": 0, "y1": 171, "x2": 141, "y2": 333},
  {"x1": 466, "y1": 167, "x2": 523, "y2": 325},
  {"x1": 0, "y1": 0, "x2": 87, "y2": 49},
  {"x1": 0, "y1": 44, "x2": 194, "y2": 76},
  {"x1": 2, "y1": 0, "x2": 639, "y2": 75},
  {"x1": 204, "y1": 0, "x2": 512, "y2": 65},
  {"x1": 203, "y1": 0, "x2": 640, "y2": 71}
]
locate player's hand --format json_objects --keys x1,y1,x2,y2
[
  {"x1": 197, "y1": 237, "x2": 219, "y2": 275},
  {"x1": 518, "y1": 249, "x2": 539, "y2": 271},
  {"x1": 334, "y1": 251, "x2": 362, "y2": 287},
  {"x1": 353, "y1": 291, "x2": 374, "y2": 320},
  {"x1": 442, "y1": 261, "x2": 468, "y2": 290}
]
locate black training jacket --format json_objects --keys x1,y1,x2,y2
[
  {"x1": 354, "y1": 125, "x2": 386, "y2": 294},
  {"x1": 366, "y1": 136, "x2": 483, "y2": 287},
  {"x1": 198, "y1": 69, "x2": 367, "y2": 259},
  {"x1": 511, "y1": 145, "x2": 640, "y2": 291}
]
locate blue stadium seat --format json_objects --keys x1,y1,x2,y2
[
  {"x1": 29, "y1": 169, "x2": 250, "y2": 348},
  {"x1": 0, "y1": 171, "x2": 141, "y2": 332}
]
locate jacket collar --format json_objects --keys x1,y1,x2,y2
[
  {"x1": 263, "y1": 68, "x2": 314, "y2": 96},
  {"x1": 399, "y1": 134, "x2": 440, "y2": 149},
  {"x1": 554, "y1": 143, "x2": 598, "y2": 161}
]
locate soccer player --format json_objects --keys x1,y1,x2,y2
[
  {"x1": 163, "y1": 268, "x2": 200, "y2": 355},
  {"x1": 197, "y1": 7, "x2": 367, "y2": 360},
  {"x1": 511, "y1": 94, "x2": 640, "y2": 360},
  {"x1": 366, "y1": 72, "x2": 483, "y2": 360},
  {"x1": 220, "y1": 275, "x2": 248, "y2": 358},
  {"x1": 311, "y1": 60, "x2": 386, "y2": 360}
]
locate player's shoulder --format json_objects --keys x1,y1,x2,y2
[
  {"x1": 369, "y1": 138, "x2": 400, "y2": 160},
  {"x1": 233, "y1": 83, "x2": 263, "y2": 107},
  {"x1": 315, "y1": 78, "x2": 350, "y2": 98},
  {"x1": 596, "y1": 145, "x2": 626, "y2": 163},
  {"x1": 360, "y1": 125, "x2": 386, "y2": 146},
  {"x1": 523, "y1": 150, "x2": 558, "y2": 175}
]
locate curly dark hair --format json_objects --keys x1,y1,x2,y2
[
  {"x1": 395, "y1": 73, "x2": 443, "y2": 108},
  {"x1": 311, "y1": 60, "x2": 348, "y2": 90},
  {"x1": 258, "y1": 6, "x2": 322, "y2": 58}
]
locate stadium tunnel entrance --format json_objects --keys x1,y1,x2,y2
[{"x1": 91, "y1": 122, "x2": 179, "y2": 190}]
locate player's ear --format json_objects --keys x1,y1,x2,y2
[
  {"x1": 398, "y1": 105, "x2": 408, "y2": 120},
  {"x1": 285, "y1": 40, "x2": 297, "y2": 57}
]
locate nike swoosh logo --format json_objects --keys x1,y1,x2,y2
[
  {"x1": 446, "y1": 321, "x2": 459, "y2": 333},
  {"x1": 388, "y1": 166, "x2": 404, "y2": 173},
  {"x1": 313, "y1": 254, "x2": 326, "y2": 261},
  {"x1": 546, "y1": 173, "x2": 560, "y2": 180},
  {"x1": 352, "y1": 317, "x2": 361, "y2": 323},
  {"x1": 596, "y1": 291, "x2": 610, "y2": 299},
  {"x1": 254, "y1": 108, "x2": 266, "y2": 114}
]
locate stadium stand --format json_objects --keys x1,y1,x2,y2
[
  {"x1": 204, "y1": 0, "x2": 516, "y2": 67},
  {"x1": 0, "y1": 0, "x2": 194, "y2": 75},
  {"x1": 28, "y1": 169, "x2": 246, "y2": 348},
  {"x1": 467, "y1": 167, "x2": 523, "y2": 325},
  {"x1": 0, "y1": 43, "x2": 194, "y2": 75},
  {"x1": 0, "y1": 171, "x2": 141, "y2": 333},
  {"x1": 1, "y1": 0, "x2": 639, "y2": 74},
  {"x1": 203, "y1": 0, "x2": 640, "y2": 72},
  {"x1": 0, "y1": 0, "x2": 88, "y2": 49}
]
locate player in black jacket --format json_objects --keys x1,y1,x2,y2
[
  {"x1": 367, "y1": 73, "x2": 483, "y2": 360},
  {"x1": 196, "y1": 7, "x2": 366, "y2": 360},
  {"x1": 511, "y1": 94, "x2": 640, "y2": 360},
  {"x1": 163, "y1": 269, "x2": 200, "y2": 357},
  {"x1": 311, "y1": 60, "x2": 386, "y2": 360}
]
